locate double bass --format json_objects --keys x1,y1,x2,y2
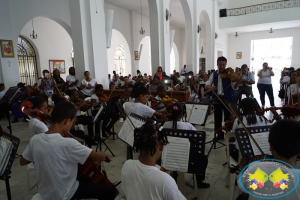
[{"x1": 21, "y1": 101, "x2": 119, "y2": 195}]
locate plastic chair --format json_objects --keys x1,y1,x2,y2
[
  {"x1": 225, "y1": 132, "x2": 239, "y2": 200},
  {"x1": 25, "y1": 163, "x2": 37, "y2": 200},
  {"x1": 31, "y1": 193, "x2": 43, "y2": 200}
]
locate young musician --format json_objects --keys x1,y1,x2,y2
[
  {"x1": 80, "y1": 71, "x2": 97, "y2": 97},
  {"x1": 20, "y1": 101, "x2": 116, "y2": 200},
  {"x1": 28, "y1": 96, "x2": 49, "y2": 137},
  {"x1": 163, "y1": 102, "x2": 210, "y2": 188},
  {"x1": 121, "y1": 122, "x2": 186, "y2": 200},
  {"x1": 12, "y1": 83, "x2": 32, "y2": 123},
  {"x1": 125, "y1": 86, "x2": 165, "y2": 120},
  {"x1": 66, "y1": 67, "x2": 79, "y2": 90},
  {"x1": 205, "y1": 56, "x2": 239, "y2": 139},
  {"x1": 153, "y1": 85, "x2": 168, "y2": 113},
  {"x1": 68, "y1": 89, "x2": 94, "y2": 139},
  {"x1": 91, "y1": 84, "x2": 119, "y2": 138},
  {"x1": 38, "y1": 70, "x2": 55, "y2": 96},
  {"x1": 238, "y1": 120, "x2": 300, "y2": 200},
  {"x1": 52, "y1": 69, "x2": 65, "y2": 93}
]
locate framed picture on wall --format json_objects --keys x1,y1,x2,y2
[
  {"x1": 49, "y1": 60, "x2": 65, "y2": 74},
  {"x1": 134, "y1": 51, "x2": 139, "y2": 60},
  {"x1": 0, "y1": 40, "x2": 15, "y2": 57},
  {"x1": 236, "y1": 52, "x2": 242, "y2": 59}
]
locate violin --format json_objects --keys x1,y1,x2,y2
[
  {"x1": 220, "y1": 67, "x2": 241, "y2": 82},
  {"x1": 259, "y1": 104, "x2": 300, "y2": 119},
  {"x1": 74, "y1": 99, "x2": 93, "y2": 111},
  {"x1": 21, "y1": 101, "x2": 119, "y2": 195}
]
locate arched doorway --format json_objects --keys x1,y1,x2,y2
[
  {"x1": 17, "y1": 36, "x2": 38, "y2": 85},
  {"x1": 114, "y1": 46, "x2": 126, "y2": 76}
]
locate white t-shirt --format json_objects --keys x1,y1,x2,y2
[
  {"x1": 81, "y1": 78, "x2": 97, "y2": 96},
  {"x1": 257, "y1": 70, "x2": 272, "y2": 84},
  {"x1": 37, "y1": 79, "x2": 54, "y2": 96},
  {"x1": 177, "y1": 76, "x2": 185, "y2": 83},
  {"x1": 66, "y1": 75, "x2": 77, "y2": 90},
  {"x1": 125, "y1": 102, "x2": 155, "y2": 118},
  {"x1": 28, "y1": 118, "x2": 49, "y2": 137},
  {"x1": 0, "y1": 90, "x2": 6, "y2": 99},
  {"x1": 287, "y1": 84, "x2": 300, "y2": 104},
  {"x1": 163, "y1": 121, "x2": 196, "y2": 130},
  {"x1": 121, "y1": 160, "x2": 186, "y2": 200},
  {"x1": 91, "y1": 94, "x2": 100, "y2": 111},
  {"x1": 22, "y1": 133, "x2": 92, "y2": 200}
]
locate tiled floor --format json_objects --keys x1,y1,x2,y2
[{"x1": 0, "y1": 112, "x2": 242, "y2": 200}]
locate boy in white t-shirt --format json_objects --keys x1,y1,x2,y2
[
  {"x1": 20, "y1": 101, "x2": 116, "y2": 200},
  {"x1": 66, "y1": 67, "x2": 79, "y2": 90},
  {"x1": 121, "y1": 123, "x2": 186, "y2": 200},
  {"x1": 237, "y1": 120, "x2": 300, "y2": 200}
]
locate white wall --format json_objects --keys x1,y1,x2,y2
[
  {"x1": 138, "y1": 36, "x2": 151, "y2": 76},
  {"x1": 20, "y1": 17, "x2": 73, "y2": 80},
  {"x1": 227, "y1": 27, "x2": 300, "y2": 69},
  {"x1": 107, "y1": 29, "x2": 132, "y2": 76}
]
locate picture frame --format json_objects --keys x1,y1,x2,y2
[
  {"x1": 236, "y1": 52, "x2": 242, "y2": 59},
  {"x1": 49, "y1": 60, "x2": 66, "y2": 74},
  {"x1": 0, "y1": 40, "x2": 15, "y2": 58},
  {"x1": 134, "y1": 51, "x2": 139, "y2": 60}
]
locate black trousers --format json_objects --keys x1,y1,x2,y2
[
  {"x1": 214, "y1": 100, "x2": 231, "y2": 131},
  {"x1": 93, "y1": 110, "x2": 119, "y2": 137},
  {"x1": 69, "y1": 129, "x2": 93, "y2": 148},
  {"x1": 76, "y1": 115, "x2": 94, "y2": 137},
  {"x1": 71, "y1": 181, "x2": 116, "y2": 200}
]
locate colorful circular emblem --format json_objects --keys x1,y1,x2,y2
[{"x1": 239, "y1": 159, "x2": 299, "y2": 199}]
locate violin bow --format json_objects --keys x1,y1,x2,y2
[
  {"x1": 211, "y1": 90, "x2": 265, "y2": 155},
  {"x1": 108, "y1": 87, "x2": 115, "y2": 99}
]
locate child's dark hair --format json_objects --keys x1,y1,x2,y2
[
  {"x1": 51, "y1": 101, "x2": 77, "y2": 124},
  {"x1": 52, "y1": 94, "x2": 66, "y2": 105},
  {"x1": 29, "y1": 96, "x2": 47, "y2": 109},
  {"x1": 217, "y1": 56, "x2": 227, "y2": 63},
  {"x1": 133, "y1": 86, "x2": 149, "y2": 98},
  {"x1": 133, "y1": 122, "x2": 168, "y2": 156},
  {"x1": 239, "y1": 98, "x2": 268, "y2": 126},
  {"x1": 171, "y1": 102, "x2": 186, "y2": 129},
  {"x1": 0, "y1": 83, "x2": 4, "y2": 87},
  {"x1": 66, "y1": 89, "x2": 77, "y2": 97},
  {"x1": 95, "y1": 84, "x2": 103, "y2": 91},
  {"x1": 269, "y1": 120, "x2": 300, "y2": 159},
  {"x1": 157, "y1": 85, "x2": 165, "y2": 93}
]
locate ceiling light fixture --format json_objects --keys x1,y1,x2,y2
[
  {"x1": 269, "y1": 28, "x2": 273, "y2": 33},
  {"x1": 235, "y1": 32, "x2": 239, "y2": 38},
  {"x1": 166, "y1": 9, "x2": 172, "y2": 21},
  {"x1": 139, "y1": 0, "x2": 145, "y2": 34},
  {"x1": 30, "y1": 19, "x2": 37, "y2": 39}
]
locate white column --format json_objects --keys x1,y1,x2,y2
[
  {"x1": 212, "y1": 0, "x2": 216, "y2": 69},
  {"x1": 90, "y1": 0, "x2": 109, "y2": 89}
]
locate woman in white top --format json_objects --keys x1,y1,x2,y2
[
  {"x1": 257, "y1": 62, "x2": 275, "y2": 108},
  {"x1": 28, "y1": 96, "x2": 49, "y2": 137},
  {"x1": 163, "y1": 102, "x2": 210, "y2": 189},
  {"x1": 287, "y1": 76, "x2": 300, "y2": 105},
  {"x1": 80, "y1": 71, "x2": 97, "y2": 97}
]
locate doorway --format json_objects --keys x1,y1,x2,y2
[{"x1": 251, "y1": 37, "x2": 293, "y2": 107}]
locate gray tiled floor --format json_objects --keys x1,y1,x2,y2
[{"x1": 0, "y1": 113, "x2": 239, "y2": 200}]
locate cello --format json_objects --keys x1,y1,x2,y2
[{"x1": 21, "y1": 101, "x2": 119, "y2": 195}]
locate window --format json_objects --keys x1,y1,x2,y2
[
  {"x1": 114, "y1": 46, "x2": 126, "y2": 76},
  {"x1": 17, "y1": 36, "x2": 38, "y2": 86}
]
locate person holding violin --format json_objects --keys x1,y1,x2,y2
[
  {"x1": 52, "y1": 69, "x2": 65, "y2": 92},
  {"x1": 80, "y1": 71, "x2": 97, "y2": 97},
  {"x1": 121, "y1": 122, "x2": 186, "y2": 200},
  {"x1": 153, "y1": 85, "x2": 177, "y2": 112},
  {"x1": 38, "y1": 69, "x2": 55, "y2": 96},
  {"x1": 205, "y1": 56, "x2": 240, "y2": 139},
  {"x1": 20, "y1": 101, "x2": 116, "y2": 200},
  {"x1": 91, "y1": 84, "x2": 119, "y2": 138},
  {"x1": 68, "y1": 89, "x2": 94, "y2": 139}
]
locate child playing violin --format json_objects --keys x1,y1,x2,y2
[
  {"x1": 20, "y1": 101, "x2": 116, "y2": 200},
  {"x1": 91, "y1": 84, "x2": 119, "y2": 138},
  {"x1": 121, "y1": 122, "x2": 186, "y2": 200},
  {"x1": 153, "y1": 86, "x2": 178, "y2": 112},
  {"x1": 163, "y1": 102, "x2": 210, "y2": 188}
]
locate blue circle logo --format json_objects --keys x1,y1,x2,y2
[{"x1": 238, "y1": 159, "x2": 299, "y2": 199}]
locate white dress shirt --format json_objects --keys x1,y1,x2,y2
[{"x1": 205, "y1": 71, "x2": 238, "y2": 95}]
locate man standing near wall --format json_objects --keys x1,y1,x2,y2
[{"x1": 180, "y1": 65, "x2": 188, "y2": 76}]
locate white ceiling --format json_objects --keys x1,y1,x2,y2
[
  {"x1": 222, "y1": 20, "x2": 300, "y2": 35},
  {"x1": 104, "y1": 0, "x2": 186, "y2": 29}
]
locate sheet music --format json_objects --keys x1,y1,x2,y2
[
  {"x1": 185, "y1": 104, "x2": 193, "y2": 122},
  {"x1": 161, "y1": 136, "x2": 190, "y2": 173},
  {"x1": 189, "y1": 104, "x2": 208, "y2": 125},
  {"x1": 0, "y1": 143, "x2": 14, "y2": 176},
  {"x1": 0, "y1": 138, "x2": 12, "y2": 174},
  {"x1": 118, "y1": 115, "x2": 145, "y2": 146},
  {"x1": 93, "y1": 105, "x2": 104, "y2": 124},
  {"x1": 249, "y1": 132, "x2": 272, "y2": 156}
]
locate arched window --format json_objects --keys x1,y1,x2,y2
[
  {"x1": 114, "y1": 46, "x2": 126, "y2": 76},
  {"x1": 17, "y1": 36, "x2": 38, "y2": 85}
]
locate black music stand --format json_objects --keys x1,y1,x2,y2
[
  {"x1": 0, "y1": 86, "x2": 19, "y2": 135},
  {"x1": 106, "y1": 95, "x2": 121, "y2": 140},
  {"x1": 202, "y1": 98, "x2": 227, "y2": 157},
  {"x1": 93, "y1": 103, "x2": 115, "y2": 156},
  {"x1": 162, "y1": 129, "x2": 206, "y2": 174},
  {"x1": 0, "y1": 128, "x2": 20, "y2": 200}
]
